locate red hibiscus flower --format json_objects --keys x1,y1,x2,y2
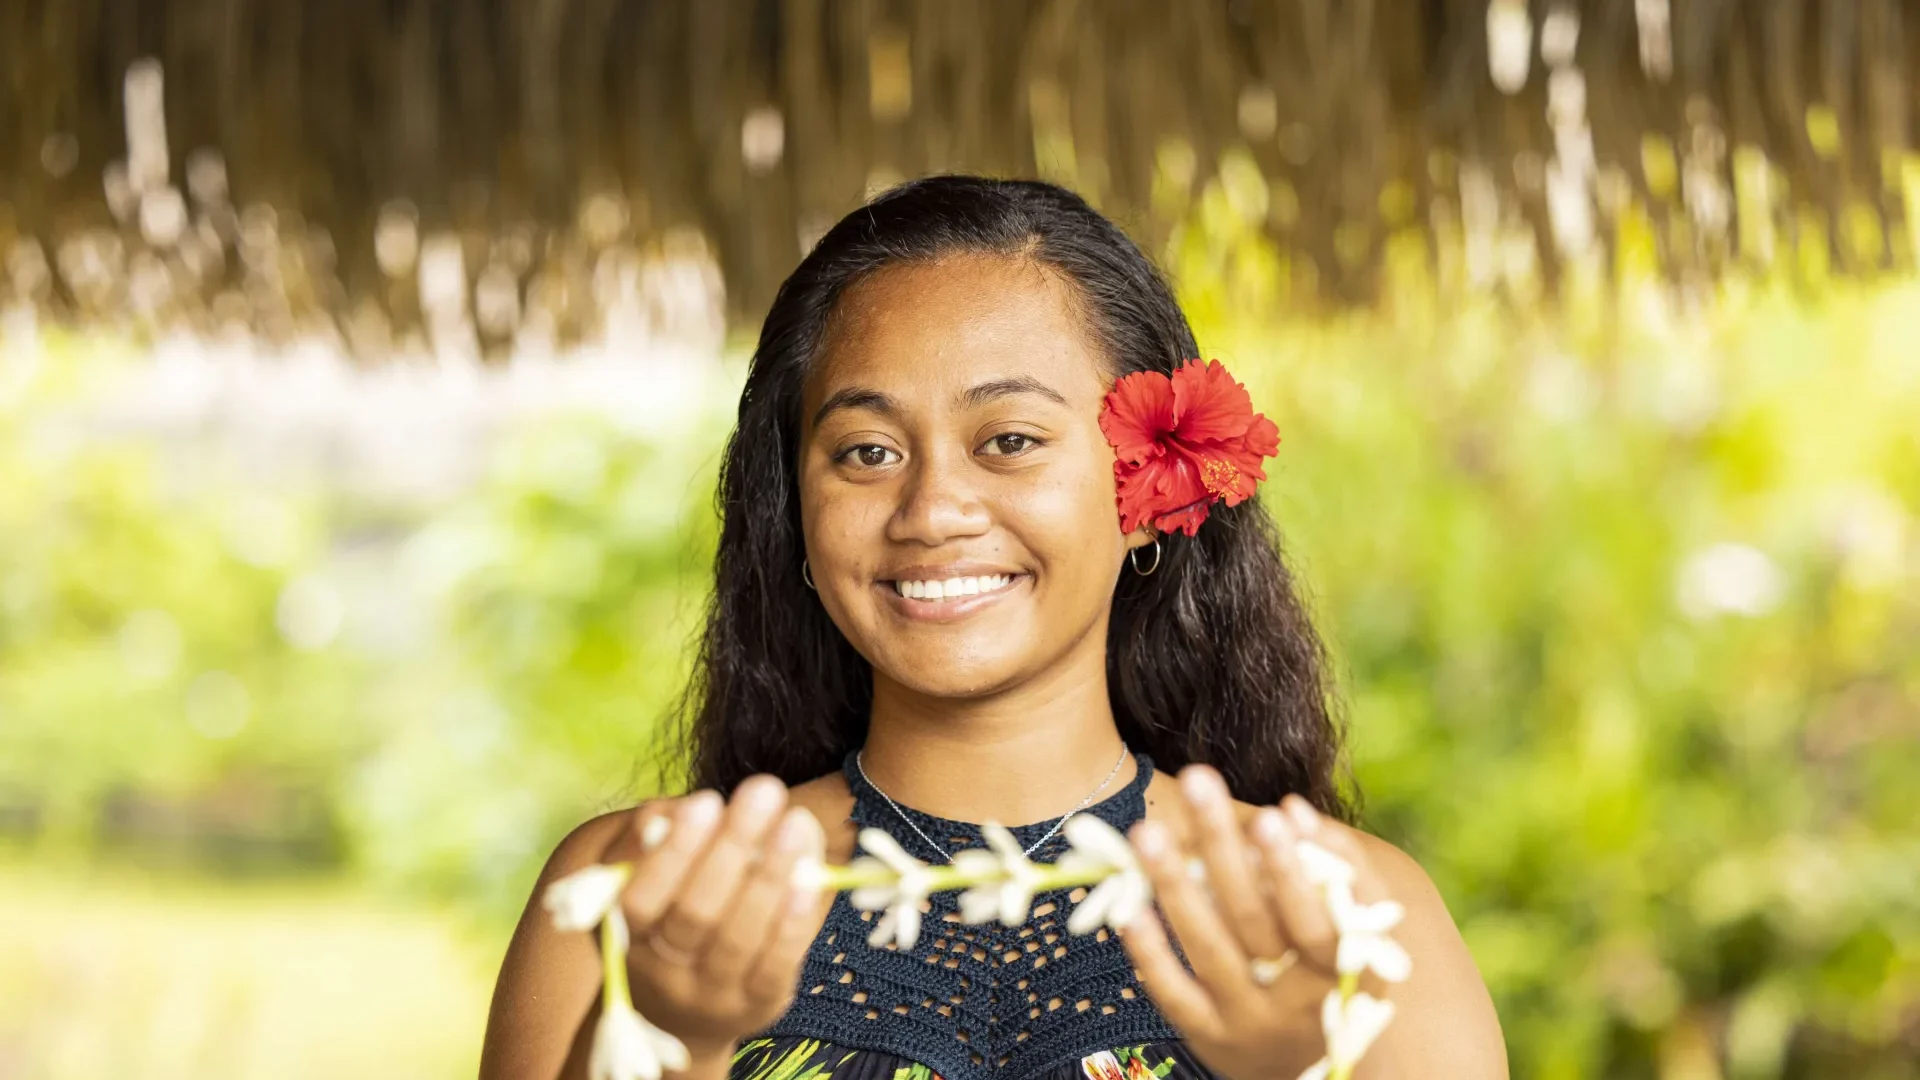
[{"x1": 1097, "y1": 358, "x2": 1280, "y2": 536}]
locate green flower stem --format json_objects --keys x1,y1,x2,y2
[
  {"x1": 814, "y1": 859, "x2": 1116, "y2": 894},
  {"x1": 601, "y1": 864, "x2": 636, "y2": 1010},
  {"x1": 1325, "y1": 962, "x2": 1363, "y2": 1079},
  {"x1": 588, "y1": 857, "x2": 1117, "y2": 913}
]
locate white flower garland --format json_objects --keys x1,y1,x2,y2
[{"x1": 543, "y1": 815, "x2": 1407, "y2": 1080}]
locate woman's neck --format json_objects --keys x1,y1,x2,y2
[{"x1": 858, "y1": 648, "x2": 1137, "y2": 829}]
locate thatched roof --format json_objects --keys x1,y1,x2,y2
[{"x1": 1, "y1": 0, "x2": 1914, "y2": 346}]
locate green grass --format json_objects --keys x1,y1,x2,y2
[{"x1": 0, "y1": 860, "x2": 498, "y2": 1079}]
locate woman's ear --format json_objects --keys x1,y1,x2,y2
[{"x1": 1124, "y1": 526, "x2": 1157, "y2": 551}]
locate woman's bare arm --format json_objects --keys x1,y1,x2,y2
[
  {"x1": 481, "y1": 804, "x2": 731, "y2": 1080},
  {"x1": 481, "y1": 781, "x2": 825, "y2": 1080},
  {"x1": 480, "y1": 808, "x2": 633, "y2": 1080},
  {"x1": 1350, "y1": 828, "x2": 1508, "y2": 1079}
]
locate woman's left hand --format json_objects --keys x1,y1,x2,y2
[{"x1": 1119, "y1": 765, "x2": 1382, "y2": 1080}]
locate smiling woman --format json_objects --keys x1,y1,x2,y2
[{"x1": 480, "y1": 176, "x2": 1507, "y2": 1080}]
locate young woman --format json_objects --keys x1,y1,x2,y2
[{"x1": 481, "y1": 176, "x2": 1506, "y2": 1080}]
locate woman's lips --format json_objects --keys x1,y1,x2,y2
[{"x1": 876, "y1": 573, "x2": 1027, "y2": 622}]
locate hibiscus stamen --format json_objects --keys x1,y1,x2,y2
[{"x1": 1199, "y1": 457, "x2": 1240, "y2": 496}]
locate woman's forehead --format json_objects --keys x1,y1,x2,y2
[{"x1": 808, "y1": 254, "x2": 1107, "y2": 406}]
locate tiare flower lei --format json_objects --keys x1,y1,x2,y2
[{"x1": 544, "y1": 814, "x2": 1409, "y2": 1080}]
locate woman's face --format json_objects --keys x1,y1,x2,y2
[{"x1": 797, "y1": 253, "x2": 1152, "y2": 699}]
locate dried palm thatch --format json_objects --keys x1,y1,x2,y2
[{"x1": 0, "y1": 0, "x2": 1914, "y2": 344}]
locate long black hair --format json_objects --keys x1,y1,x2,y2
[{"x1": 667, "y1": 175, "x2": 1352, "y2": 820}]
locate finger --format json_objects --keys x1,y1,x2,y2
[
  {"x1": 1179, "y1": 766, "x2": 1288, "y2": 961},
  {"x1": 1118, "y1": 901, "x2": 1225, "y2": 1042},
  {"x1": 1249, "y1": 804, "x2": 1337, "y2": 970},
  {"x1": 1128, "y1": 819, "x2": 1250, "y2": 997},
  {"x1": 656, "y1": 775, "x2": 789, "y2": 956},
  {"x1": 622, "y1": 790, "x2": 725, "y2": 928},
  {"x1": 746, "y1": 825, "x2": 832, "y2": 1005},
  {"x1": 703, "y1": 806, "x2": 820, "y2": 985}
]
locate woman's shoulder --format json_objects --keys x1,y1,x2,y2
[{"x1": 1142, "y1": 768, "x2": 1504, "y2": 1074}]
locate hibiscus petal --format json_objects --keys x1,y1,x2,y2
[
  {"x1": 1115, "y1": 451, "x2": 1205, "y2": 536},
  {"x1": 1170, "y1": 359, "x2": 1257, "y2": 444},
  {"x1": 1241, "y1": 411, "x2": 1281, "y2": 459},
  {"x1": 1099, "y1": 370, "x2": 1176, "y2": 466},
  {"x1": 1151, "y1": 500, "x2": 1211, "y2": 537}
]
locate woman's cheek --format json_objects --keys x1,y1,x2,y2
[{"x1": 1007, "y1": 475, "x2": 1120, "y2": 574}]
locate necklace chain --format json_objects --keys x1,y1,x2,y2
[{"x1": 855, "y1": 742, "x2": 1131, "y2": 864}]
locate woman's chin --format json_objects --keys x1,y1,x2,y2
[{"x1": 869, "y1": 646, "x2": 1036, "y2": 700}]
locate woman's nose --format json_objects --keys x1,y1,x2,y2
[{"x1": 886, "y1": 448, "x2": 990, "y2": 545}]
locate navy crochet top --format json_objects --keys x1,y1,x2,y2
[{"x1": 733, "y1": 749, "x2": 1219, "y2": 1080}]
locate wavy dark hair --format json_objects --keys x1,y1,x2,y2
[{"x1": 665, "y1": 174, "x2": 1352, "y2": 821}]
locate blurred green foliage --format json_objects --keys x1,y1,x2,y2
[{"x1": 2, "y1": 187, "x2": 1918, "y2": 1078}]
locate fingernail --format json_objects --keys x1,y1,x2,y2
[
  {"x1": 1132, "y1": 821, "x2": 1167, "y2": 858},
  {"x1": 1284, "y1": 797, "x2": 1319, "y2": 835},
  {"x1": 640, "y1": 815, "x2": 673, "y2": 850},
  {"x1": 1253, "y1": 807, "x2": 1289, "y2": 845},
  {"x1": 1179, "y1": 767, "x2": 1224, "y2": 805},
  {"x1": 681, "y1": 790, "x2": 723, "y2": 829}
]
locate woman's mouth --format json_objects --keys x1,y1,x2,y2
[
  {"x1": 878, "y1": 572, "x2": 1027, "y2": 621},
  {"x1": 890, "y1": 573, "x2": 1016, "y2": 601}
]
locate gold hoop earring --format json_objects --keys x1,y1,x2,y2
[
  {"x1": 802, "y1": 560, "x2": 816, "y2": 590},
  {"x1": 1129, "y1": 538, "x2": 1161, "y2": 576}
]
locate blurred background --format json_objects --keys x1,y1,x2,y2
[{"x1": 0, "y1": 2, "x2": 1916, "y2": 1077}]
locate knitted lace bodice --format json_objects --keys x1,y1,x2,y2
[{"x1": 740, "y1": 748, "x2": 1195, "y2": 1080}]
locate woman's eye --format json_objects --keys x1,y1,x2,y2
[
  {"x1": 983, "y1": 433, "x2": 1040, "y2": 456},
  {"x1": 840, "y1": 444, "x2": 899, "y2": 468}
]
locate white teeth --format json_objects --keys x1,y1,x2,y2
[{"x1": 892, "y1": 574, "x2": 1014, "y2": 601}]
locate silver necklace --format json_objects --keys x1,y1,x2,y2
[{"x1": 855, "y1": 742, "x2": 1131, "y2": 863}]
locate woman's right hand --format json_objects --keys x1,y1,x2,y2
[{"x1": 605, "y1": 776, "x2": 828, "y2": 1069}]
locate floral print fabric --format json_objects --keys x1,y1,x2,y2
[{"x1": 732, "y1": 1035, "x2": 1213, "y2": 1080}]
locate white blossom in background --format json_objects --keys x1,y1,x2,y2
[
  {"x1": 953, "y1": 821, "x2": 1046, "y2": 926},
  {"x1": 544, "y1": 863, "x2": 630, "y2": 933},
  {"x1": 848, "y1": 828, "x2": 937, "y2": 949},
  {"x1": 1677, "y1": 542, "x2": 1785, "y2": 620},
  {"x1": 1298, "y1": 991, "x2": 1397, "y2": 1080},
  {"x1": 1060, "y1": 815, "x2": 1152, "y2": 936}
]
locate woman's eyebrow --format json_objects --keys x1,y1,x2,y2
[
  {"x1": 812, "y1": 376, "x2": 1067, "y2": 428},
  {"x1": 812, "y1": 387, "x2": 900, "y2": 428},
  {"x1": 960, "y1": 376, "x2": 1068, "y2": 409}
]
